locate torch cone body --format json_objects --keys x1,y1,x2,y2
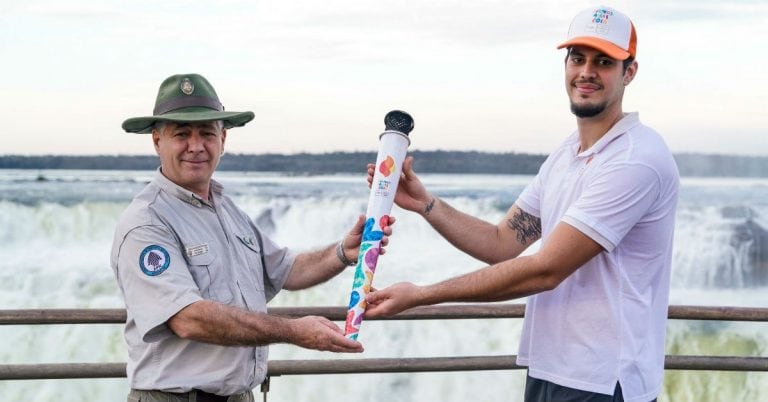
[{"x1": 344, "y1": 130, "x2": 410, "y2": 340}]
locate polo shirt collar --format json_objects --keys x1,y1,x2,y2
[
  {"x1": 571, "y1": 112, "x2": 641, "y2": 158},
  {"x1": 153, "y1": 168, "x2": 217, "y2": 208}
]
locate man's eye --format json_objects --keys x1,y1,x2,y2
[{"x1": 598, "y1": 58, "x2": 613, "y2": 66}]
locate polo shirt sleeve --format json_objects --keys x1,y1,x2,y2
[
  {"x1": 115, "y1": 225, "x2": 203, "y2": 342},
  {"x1": 256, "y1": 228, "x2": 297, "y2": 302},
  {"x1": 516, "y1": 172, "x2": 543, "y2": 218},
  {"x1": 562, "y1": 162, "x2": 660, "y2": 252}
]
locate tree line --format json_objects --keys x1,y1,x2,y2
[{"x1": 0, "y1": 151, "x2": 766, "y2": 177}]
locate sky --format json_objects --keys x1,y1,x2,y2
[{"x1": 1, "y1": 0, "x2": 766, "y2": 156}]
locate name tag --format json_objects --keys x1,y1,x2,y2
[{"x1": 186, "y1": 243, "x2": 209, "y2": 257}]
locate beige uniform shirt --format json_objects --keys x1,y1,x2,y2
[{"x1": 110, "y1": 170, "x2": 295, "y2": 395}]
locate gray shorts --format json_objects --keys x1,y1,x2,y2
[{"x1": 524, "y1": 374, "x2": 657, "y2": 402}]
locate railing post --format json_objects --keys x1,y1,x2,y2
[{"x1": 260, "y1": 376, "x2": 271, "y2": 402}]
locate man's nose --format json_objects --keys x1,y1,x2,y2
[
  {"x1": 187, "y1": 132, "x2": 205, "y2": 152},
  {"x1": 578, "y1": 62, "x2": 597, "y2": 79}
]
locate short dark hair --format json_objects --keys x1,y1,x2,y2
[{"x1": 622, "y1": 56, "x2": 635, "y2": 73}]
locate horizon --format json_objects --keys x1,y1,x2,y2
[
  {"x1": 2, "y1": 149, "x2": 768, "y2": 158},
  {"x1": 2, "y1": 1, "x2": 767, "y2": 157}
]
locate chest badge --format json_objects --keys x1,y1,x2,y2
[
  {"x1": 237, "y1": 235, "x2": 260, "y2": 253},
  {"x1": 240, "y1": 236, "x2": 255, "y2": 246}
]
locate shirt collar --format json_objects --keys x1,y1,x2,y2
[
  {"x1": 569, "y1": 112, "x2": 641, "y2": 158},
  {"x1": 153, "y1": 168, "x2": 222, "y2": 208}
]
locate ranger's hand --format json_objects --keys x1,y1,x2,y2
[
  {"x1": 289, "y1": 316, "x2": 363, "y2": 353},
  {"x1": 341, "y1": 214, "x2": 396, "y2": 260}
]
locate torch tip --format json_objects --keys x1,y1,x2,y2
[{"x1": 384, "y1": 110, "x2": 414, "y2": 135}]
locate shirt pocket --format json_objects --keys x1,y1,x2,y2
[
  {"x1": 185, "y1": 250, "x2": 233, "y2": 303},
  {"x1": 235, "y1": 234, "x2": 267, "y2": 312}
]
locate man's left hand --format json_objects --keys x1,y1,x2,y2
[{"x1": 341, "y1": 214, "x2": 396, "y2": 260}]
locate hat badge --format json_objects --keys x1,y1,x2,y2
[{"x1": 180, "y1": 78, "x2": 195, "y2": 95}]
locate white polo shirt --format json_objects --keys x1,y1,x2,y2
[
  {"x1": 111, "y1": 170, "x2": 295, "y2": 395},
  {"x1": 515, "y1": 113, "x2": 679, "y2": 402}
]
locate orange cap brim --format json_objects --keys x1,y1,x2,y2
[{"x1": 557, "y1": 37, "x2": 631, "y2": 61}]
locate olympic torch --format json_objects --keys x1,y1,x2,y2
[{"x1": 344, "y1": 110, "x2": 414, "y2": 340}]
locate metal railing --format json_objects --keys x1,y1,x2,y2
[{"x1": 1, "y1": 304, "x2": 767, "y2": 380}]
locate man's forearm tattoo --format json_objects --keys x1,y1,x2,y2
[
  {"x1": 424, "y1": 198, "x2": 436, "y2": 216},
  {"x1": 507, "y1": 209, "x2": 542, "y2": 244}
]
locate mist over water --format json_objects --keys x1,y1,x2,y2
[{"x1": 0, "y1": 170, "x2": 766, "y2": 401}]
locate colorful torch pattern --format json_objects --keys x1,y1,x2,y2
[{"x1": 344, "y1": 110, "x2": 414, "y2": 340}]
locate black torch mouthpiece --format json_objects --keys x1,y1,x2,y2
[{"x1": 384, "y1": 110, "x2": 414, "y2": 135}]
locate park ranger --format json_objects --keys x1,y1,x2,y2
[{"x1": 111, "y1": 73, "x2": 391, "y2": 402}]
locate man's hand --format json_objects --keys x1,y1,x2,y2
[
  {"x1": 168, "y1": 300, "x2": 364, "y2": 351},
  {"x1": 284, "y1": 213, "x2": 395, "y2": 290},
  {"x1": 367, "y1": 156, "x2": 433, "y2": 215},
  {"x1": 341, "y1": 214, "x2": 396, "y2": 260},
  {"x1": 288, "y1": 316, "x2": 364, "y2": 353},
  {"x1": 364, "y1": 282, "x2": 423, "y2": 318}
]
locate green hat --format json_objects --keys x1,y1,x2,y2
[{"x1": 122, "y1": 73, "x2": 255, "y2": 134}]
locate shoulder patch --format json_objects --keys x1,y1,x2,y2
[{"x1": 139, "y1": 245, "x2": 171, "y2": 276}]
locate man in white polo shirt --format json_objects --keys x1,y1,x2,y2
[
  {"x1": 365, "y1": 6, "x2": 678, "y2": 402},
  {"x1": 112, "y1": 73, "x2": 392, "y2": 402}
]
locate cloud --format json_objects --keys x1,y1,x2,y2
[
  {"x1": 12, "y1": 1, "x2": 119, "y2": 18},
  {"x1": 2, "y1": 0, "x2": 767, "y2": 155}
]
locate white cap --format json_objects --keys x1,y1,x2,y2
[{"x1": 557, "y1": 6, "x2": 637, "y2": 60}]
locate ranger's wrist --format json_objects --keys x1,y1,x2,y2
[{"x1": 336, "y1": 238, "x2": 358, "y2": 267}]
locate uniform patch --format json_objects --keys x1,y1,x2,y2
[{"x1": 139, "y1": 245, "x2": 170, "y2": 276}]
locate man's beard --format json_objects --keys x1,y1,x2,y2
[{"x1": 570, "y1": 101, "x2": 607, "y2": 118}]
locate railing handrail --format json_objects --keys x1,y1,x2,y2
[
  {"x1": 2, "y1": 304, "x2": 767, "y2": 381},
  {"x1": 2, "y1": 304, "x2": 768, "y2": 325},
  {"x1": 1, "y1": 355, "x2": 767, "y2": 380}
]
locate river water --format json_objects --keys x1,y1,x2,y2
[{"x1": 0, "y1": 169, "x2": 766, "y2": 401}]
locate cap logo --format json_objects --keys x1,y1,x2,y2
[
  {"x1": 180, "y1": 78, "x2": 195, "y2": 95},
  {"x1": 589, "y1": 8, "x2": 614, "y2": 34}
]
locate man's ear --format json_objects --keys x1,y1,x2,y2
[
  {"x1": 221, "y1": 129, "x2": 227, "y2": 155},
  {"x1": 624, "y1": 60, "x2": 638, "y2": 86},
  {"x1": 152, "y1": 129, "x2": 161, "y2": 154}
]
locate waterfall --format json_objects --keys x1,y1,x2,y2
[{"x1": 1, "y1": 170, "x2": 767, "y2": 401}]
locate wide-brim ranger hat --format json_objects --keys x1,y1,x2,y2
[
  {"x1": 556, "y1": 6, "x2": 637, "y2": 61},
  {"x1": 122, "y1": 73, "x2": 255, "y2": 134}
]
